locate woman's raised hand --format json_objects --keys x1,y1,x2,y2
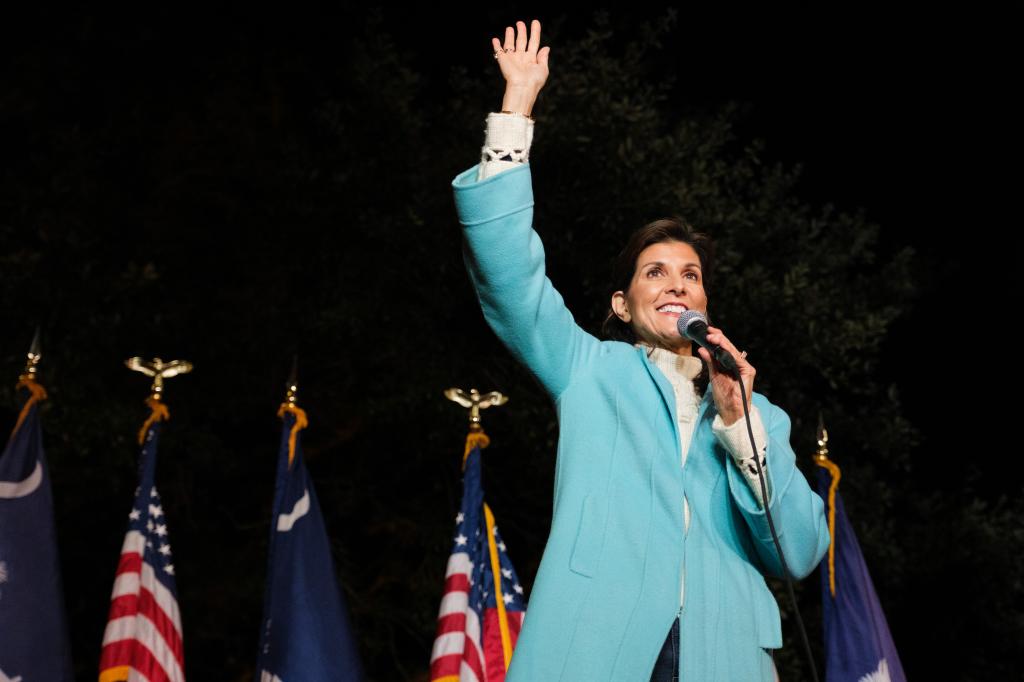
[{"x1": 492, "y1": 19, "x2": 550, "y2": 117}]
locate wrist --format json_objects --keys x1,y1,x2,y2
[
  {"x1": 719, "y1": 411, "x2": 741, "y2": 427},
  {"x1": 501, "y1": 84, "x2": 539, "y2": 117}
]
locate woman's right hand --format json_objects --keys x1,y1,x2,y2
[{"x1": 492, "y1": 19, "x2": 550, "y2": 118}]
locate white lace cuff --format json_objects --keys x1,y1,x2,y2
[
  {"x1": 477, "y1": 112, "x2": 535, "y2": 181},
  {"x1": 712, "y1": 405, "x2": 771, "y2": 507}
]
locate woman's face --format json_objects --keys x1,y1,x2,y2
[{"x1": 610, "y1": 240, "x2": 708, "y2": 354}]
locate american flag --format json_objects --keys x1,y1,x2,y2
[
  {"x1": 99, "y1": 422, "x2": 184, "y2": 682},
  {"x1": 430, "y1": 436, "x2": 526, "y2": 682}
]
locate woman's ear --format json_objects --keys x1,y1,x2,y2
[{"x1": 610, "y1": 291, "x2": 630, "y2": 322}]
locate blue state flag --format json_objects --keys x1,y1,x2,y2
[
  {"x1": 0, "y1": 386, "x2": 73, "y2": 681},
  {"x1": 814, "y1": 458, "x2": 906, "y2": 682},
  {"x1": 256, "y1": 406, "x2": 363, "y2": 682}
]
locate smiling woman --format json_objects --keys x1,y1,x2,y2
[{"x1": 450, "y1": 19, "x2": 830, "y2": 682}]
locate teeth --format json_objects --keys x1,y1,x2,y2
[{"x1": 658, "y1": 305, "x2": 687, "y2": 313}]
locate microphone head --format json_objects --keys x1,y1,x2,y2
[{"x1": 676, "y1": 309, "x2": 707, "y2": 340}]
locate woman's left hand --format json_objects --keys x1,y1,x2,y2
[{"x1": 696, "y1": 326, "x2": 755, "y2": 426}]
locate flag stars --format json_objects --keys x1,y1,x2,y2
[
  {"x1": 497, "y1": 541, "x2": 506, "y2": 552},
  {"x1": 503, "y1": 593, "x2": 514, "y2": 604},
  {"x1": 455, "y1": 534, "x2": 468, "y2": 546},
  {"x1": 146, "y1": 520, "x2": 155, "y2": 532},
  {"x1": 150, "y1": 487, "x2": 159, "y2": 498},
  {"x1": 155, "y1": 524, "x2": 168, "y2": 537},
  {"x1": 149, "y1": 504, "x2": 163, "y2": 518},
  {"x1": 455, "y1": 512, "x2": 465, "y2": 524},
  {"x1": 128, "y1": 509, "x2": 141, "y2": 521},
  {"x1": 501, "y1": 568, "x2": 512, "y2": 579},
  {"x1": 513, "y1": 583, "x2": 524, "y2": 594},
  {"x1": 164, "y1": 564, "x2": 175, "y2": 576},
  {"x1": 158, "y1": 544, "x2": 172, "y2": 556}
]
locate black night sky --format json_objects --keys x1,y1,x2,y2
[{"x1": 1, "y1": 5, "x2": 1016, "y2": 681}]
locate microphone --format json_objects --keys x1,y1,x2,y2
[{"x1": 676, "y1": 310, "x2": 740, "y2": 378}]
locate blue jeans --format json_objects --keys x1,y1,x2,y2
[{"x1": 649, "y1": 616, "x2": 680, "y2": 681}]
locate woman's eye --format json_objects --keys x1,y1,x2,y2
[
  {"x1": 647, "y1": 268, "x2": 662, "y2": 277},
  {"x1": 685, "y1": 272, "x2": 699, "y2": 280}
]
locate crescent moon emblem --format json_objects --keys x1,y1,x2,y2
[
  {"x1": 0, "y1": 461, "x2": 43, "y2": 499},
  {"x1": 276, "y1": 489, "x2": 310, "y2": 532}
]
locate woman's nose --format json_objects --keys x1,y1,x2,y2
[{"x1": 666, "y1": 279, "x2": 688, "y2": 295}]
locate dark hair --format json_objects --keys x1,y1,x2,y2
[{"x1": 601, "y1": 217, "x2": 715, "y2": 390}]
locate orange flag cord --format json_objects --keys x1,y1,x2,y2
[
  {"x1": 137, "y1": 396, "x2": 171, "y2": 445},
  {"x1": 11, "y1": 376, "x2": 47, "y2": 438},
  {"x1": 813, "y1": 455, "x2": 841, "y2": 597},
  {"x1": 277, "y1": 403, "x2": 309, "y2": 467},
  {"x1": 484, "y1": 502, "x2": 514, "y2": 671},
  {"x1": 462, "y1": 431, "x2": 490, "y2": 469}
]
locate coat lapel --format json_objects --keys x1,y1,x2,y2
[
  {"x1": 636, "y1": 346, "x2": 682, "y2": 457},
  {"x1": 636, "y1": 346, "x2": 717, "y2": 454}
]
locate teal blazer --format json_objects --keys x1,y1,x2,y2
[{"x1": 453, "y1": 162, "x2": 830, "y2": 681}]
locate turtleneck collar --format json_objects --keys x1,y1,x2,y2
[{"x1": 635, "y1": 342, "x2": 703, "y2": 381}]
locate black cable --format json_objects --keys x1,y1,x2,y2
[{"x1": 735, "y1": 375, "x2": 820, "y2": 682}]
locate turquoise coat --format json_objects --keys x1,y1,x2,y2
[{"x1": 453, "y1": 162, "x2": 830, "y2": 681}]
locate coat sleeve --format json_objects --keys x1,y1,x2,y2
[
  {"x1": 724, "y1": 398, "x2": 830, "y2": 580},
  {"x1": 452, "y1": 162, "x2": 601, "y2": 399}
]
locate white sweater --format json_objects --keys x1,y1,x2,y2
[{"x1": 477, "y1": 113, "x2": 773, "y2": 610}]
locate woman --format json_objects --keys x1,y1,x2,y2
[{"x1": 452, "y1": 20, "x2": 830, "y2": 681}]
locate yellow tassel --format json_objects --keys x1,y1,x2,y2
[
  {"x1": 462, "y1": 431, "x2": 490, "y2": 469},
  {"x1": 277, "y1": 403, "x2": 309, "y2": 467},
  {"x1": 98, "y1": 665, "x2": 130, "y2": 682},
  {"x1": 814, "y1": 455, "x2": 841, "y2": 597},
  {"x1": 137, "y1": 396, "x2": 171, "y2": 445},
  {"x1": 11, "y1": 376, "x2": 47, "y2": 438},
  {"x1": 484, "y1": 502, "x2": 514, "y2": 671}
]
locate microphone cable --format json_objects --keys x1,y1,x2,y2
[{"x1": 735, "y1": 373, "x2": 821, "y2": 682}]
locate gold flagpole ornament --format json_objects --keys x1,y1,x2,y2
[
  {"x1": 125, "y1": 357, "x2": 193, "y2": 444},
  {"x1": 277, "y1": 356, "x2": 308, "y2": 468},
  {"x1": 444, "y1": 387, "x2": 508, "y2": 466},
  {"x1": 812, "y1": 411, "x2": 841, "y2": 597},
  {"x1": 12, "y1": 328, "x2": 46, "y2": 436}
]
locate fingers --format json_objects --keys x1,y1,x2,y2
[
  {"x1": 504, "y1": 25, "x2": 515, "y2": 52},
  {"x1": 705, "y1": 326, "x2": 742, "y2": 359},
  {"x1": 527, "y1": 19, "x2": 541, "y2": 54},
  {"x1": 538, "y1": 45, "x2": 550, "y2": 68},
  {"x1": 515, "y1": 20, "x2": 528, "y2": 52}
]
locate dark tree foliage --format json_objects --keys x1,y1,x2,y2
[{"x1": 0, "y1": 7, "x2": 1018, "y2": 681}]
